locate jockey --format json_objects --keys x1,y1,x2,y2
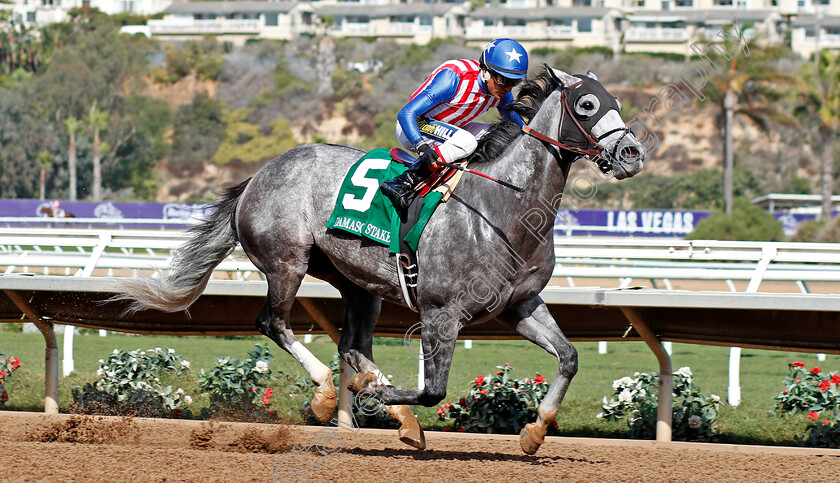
[{"x1": 380, "y1": 38, "x2": 529, "y2": 209}]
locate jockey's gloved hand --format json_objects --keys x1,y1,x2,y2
[{"x1": 415, "y1": 143, "x2": 439, "y2": 169}]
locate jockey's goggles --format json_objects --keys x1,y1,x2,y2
[{"x1": 490, "y1": 70, "x2": 523, "y2": 88}]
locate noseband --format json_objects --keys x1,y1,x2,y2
[{"x1": 522, "y1": 81, "x2": 632, "y2": 173}]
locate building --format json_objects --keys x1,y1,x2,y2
[{"x1": 6, "y1": 0, "x2": 840, "y2": 58}]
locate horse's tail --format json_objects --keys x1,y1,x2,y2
[{"x1": 113, "y1": 179, "x2": 251, "y2": 314}]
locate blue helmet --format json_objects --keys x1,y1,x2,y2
[{"x1": 479, "y1": 38, "x2": 528, "y2": 80}]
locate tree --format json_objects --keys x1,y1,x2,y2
[
  {"x1": 700, "y1": 35, "x2": 796, "y2": 215},
  {"x1": 64, "y1": 116, "x2": 82, "y2": 201},
  {"x1": 86, "y1": 104, "x2": 109, "y2": 201},
  {"x1": 36, "y1": 151, "x2": 53, "y2": 200},
  {"x1": 795, "y1": 50, "x2": 840, "y2": 221}
]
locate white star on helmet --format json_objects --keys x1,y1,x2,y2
[{"x1": 505, "y1": 48, "x2": 523, "y2": 63}]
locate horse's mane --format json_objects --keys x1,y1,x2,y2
[{"x1": 469, "y1": 67, "x2": 560, "y2": 164}]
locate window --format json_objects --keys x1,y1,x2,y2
[
  {"x1": 573, "y1": 0, "x2": 592, "y2": 5},
  {"x1": 552, "y1": 19, "x2": 573, "y2": 27},
  {"x1": 675, "y1": 0, "x2": 692, "y2": 6},
  {"x1": 394, "y1": 15, "x2": 415, "y2": 23},
  {"x1": 419, "y1": 16, "x2": 432, "y2": 26},
  {"x1": 484, "y1": 19, "x2": 495, "y2": 27},
  {"x1": 578, "y1": 18, "x2": 592, "y2": 32},
  {"x1": 503, "y1": 18, "x2": 526, "y2": 27},
  {"x1": 27, "y1": 11, "x2": 36, "y2": 22},
  {"x1": 265, "y1": 12, "x2": 278, "y2": 26}
]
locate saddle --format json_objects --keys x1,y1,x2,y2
[{"x1": 389, "y1": 148, "x2": 467, "y2": 311}]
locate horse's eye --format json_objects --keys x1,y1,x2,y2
[{"x1": 575, "y1": 94, "x2": 600, "y2": 117}]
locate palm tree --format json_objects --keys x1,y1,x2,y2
[
  {"x1": 795, "y1": 50, "x2": 840, "y2": 221},
  {"x1": 701, "y1": 38, "x2": 797, "y2": 215},
  {"x1": 64, "y1": 116, "x2": 82, "y2": 201},
  {"x1": 86, "y1": 105, "x2": 109, "y2": 201},
  {"x1": 36, "y1": 151, "x2": 53, "y2": 200}
]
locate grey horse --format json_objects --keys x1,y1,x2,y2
[{"x1": 113, "y1": 65, "x2": 646, "y2": 455}]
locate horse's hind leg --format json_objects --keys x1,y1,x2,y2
[
  {"x1": 334, "y1": 281, "x2": 426, "y2": 449},
  {"x1": 499, "y1": 296, "x2": 578, "y2": 455},
  {"x1": 256, "y1": 272, "x2": 337, "y2": 423}
]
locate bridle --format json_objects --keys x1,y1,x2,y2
[{"x1": 521, "y1": 80, "x2": 633, "y2": 173}]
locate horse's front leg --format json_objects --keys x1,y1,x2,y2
[{"x1": 499, "y1": 296, "x2": 578, "y2": 455}]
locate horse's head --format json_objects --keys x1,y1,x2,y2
[{"x1": 545, "y1": 66, "x2": 646, "y2": 180}]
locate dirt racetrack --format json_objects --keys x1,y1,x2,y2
[{"x1": 3, "y1": 411, "x2": 839, "y2": 482}]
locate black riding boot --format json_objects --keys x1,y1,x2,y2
[{"x1": 380, "y1": 160, "x2": 431, "y2": 210}]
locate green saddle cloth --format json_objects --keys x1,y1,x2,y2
[{"x1": 326, "y1": 148, "x2": 443, "y2": 253}]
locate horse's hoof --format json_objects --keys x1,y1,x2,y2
[
  {"x1": 399, "y1": 426, "x2": 426, "y2": 450},
  {"x1": 310, "y1": 380, "x2": 337, "y2": 423},
  {"x1": 519, "y1": 423, "x2": 547, "y2": 455},
  {"x1": 387, "y1": 405, "x2": 426, "y2": 450},
  {"x1": 347, "y1": 371, "x2": 377, "y2": 393}
]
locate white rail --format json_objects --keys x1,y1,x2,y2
[{"x1": 4, "y1": 229, "x2": 840, "y2": 291}]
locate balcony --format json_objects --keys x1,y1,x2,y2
[
  {"x1": 625, "y1": 27, "x2": 688, "y2": 42},
  {"x1": 546, "y1": 25, "x2": 575, "y2": 38},
  {"x1": 803, "y1": 33, "x2": 840, "y2": 45},
  {"x1": 148, "y1": 19, "x2": 261, "y2": 34}
]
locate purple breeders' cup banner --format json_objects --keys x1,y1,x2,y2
[
  {"x1": 0, "y1": 200, "x2": 825, "y2": 237},
  {"x1": 0, "y1": 200, "x2": 213, "y2": 226}
]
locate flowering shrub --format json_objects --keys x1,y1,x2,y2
[
  {"x1": 437, "y1": 363, "x2": 556, "y2": 434},
  {"x1": 197, "y1": 344, "x2": 277, "y2": 421},
  {"x1": 774, "y1": 362, "x2": 840, "y2": 448},
  {"x1": 0, "y1": 352, "x2": 22, "y2": 405},
  {"x1": 598, "y1": 367, "x2": 722, "y2": 442},
  {"x1": 72, "y1": 347, "x2": 192, "y2": 417}
]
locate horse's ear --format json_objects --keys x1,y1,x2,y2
[
  {"x1": 544, "y1": 63, "x2": 578, "y2": 87},
  {"x1": 586, "y1": 70, "x2": 598, "y2": 81}
]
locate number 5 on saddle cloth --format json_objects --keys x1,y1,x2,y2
[{"x1": 326, "y1": 148, "x2": 467, "y2": 311}]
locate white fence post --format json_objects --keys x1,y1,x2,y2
[
  {"x1": 598, "y1": 341, "x2": 608, "y2": 354},
  {"x1": 728, "y1": 347, "x2": 742, "y2": 406}
]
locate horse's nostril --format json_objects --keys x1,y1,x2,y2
[{"x1": 619, "y1": 146, "x2": 639, "y2": 161}]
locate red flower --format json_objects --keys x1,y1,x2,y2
[
  {"x1": 494, "y1": 383, "x2": 500, "y2": 387},
  {"x1": 819, "y1": 380, "x2": 831, "y2": 392},
  {"x1": 0, "y1": 391, "x2": 8, "y2": 404},
  {"x1": 550, "y1": 421, "x2": 558, "y2": 429},
  {"x1": 795, "y1": 378, "x2": 801, "y2": 383},
  {"x1": 808, "y1": 412, "x2": 820, "y2": 420},
  {"x1": 172, "y1": 409, "x2": 183, "y2": 419},
  {"x1": 811, "y1": 367, "x2": 822, "y2": 374},
  {"x1": 437, "y1": 406, "x2": 446, "y2": 417},
  {"x1": 9, "y1": 358, "x2": 20, "y2": 370},
  {"x1": 782, "y1": 389, "x2": 788, "y2": 394},
  {"x1": 792, "y1": 362, "x2": 805, "y2": 368},
  {"x1": 824, "y1": 420, "x2": 831, "y2": 426},
  {"x1": 480, "y1": 389, "x2": 489, "y2": 394},
  {"x1": 475, "y1": 376, "x2": 485, "y2": 386},
  {"x1": 534, "y1": 375, "x2": 546, "y2": 384},
  {"x1": 445, "y1": 402, "x2": 454, "y2": 409},
  {"x1": 832, "y1": 374, "x2": 840, "y2": 385},
  {"x1": 262, "y1": 388, "x2": 273, "y2": 406},
  {"x1": 504, "y1": 363, "x2": 510, "y2": 366},
  {"x1": 442, "y1": 427, "x2": 451, "y2": 432},
  {"x1": 459, "y1": 397, "x2": 466, "y2": 406},
  {"x1": 457, "y1": 427, "x2": 465, "y2": 432},
  {"x1": 0, "y1": 370, "x2": 7, "y2": 378},
  {"x1": 496, "y1": 371, "x2": 503, "y2": 375}
]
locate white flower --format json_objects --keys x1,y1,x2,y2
[
  {"x1": 154, "y1": 377, "x2": 160, "y2": 382},
  {"x1": 638, "y1": 389, "x2": 646, "y2": 398},
  {"x1": 184, "y1": 395, "x2": 192, "y2": 404},
  {"x1": 676, "y1": 367, "x2": 692, "y2": 379},
  {"x1": 106, "y1": 370, "x2": 116, "y2": 378},
  {"x1": 177, "y1": 388, "x2": 184, "y2": 395},
  {"x1": 113, "y1": 349, "x2": 120, "y2": 355},
  {"x1": 180, "y1": 360, "x2": 191, "y2": 369},
  {"x1": 96, "y1": 368, "x2": 104, "y2": 376},
  {"x1": 612, "y1": 376, "x2": 634, "y2": 391},
  {"x1": 255, "y1": 360, "x2": 269, "y2": 373},
  {"x1": 168, "y1": 349, "x2": 175, "y2": 354},
  {"x1": 688, "y1": 415, "x2": 702, "y2": 429},
  {"x1": 711, "y1": 394, "x2": 720, "y2": 402},
  {"x1": 618, "y1": 389, "x2": 633, "y2": 404},
  {"x1": 155, "y1": 347, "x2": 162, "y2": 353},
  {"x1": 98, "y1": 359, "x2": 104, "y2": 363}
]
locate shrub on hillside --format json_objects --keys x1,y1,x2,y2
[{"x1": 687, "y1": 197, "x2": 784, "y2": 241}]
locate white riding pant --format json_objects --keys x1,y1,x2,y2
[{"x1": 396, "y1": 119, "x2": 493, "y2": 164}]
